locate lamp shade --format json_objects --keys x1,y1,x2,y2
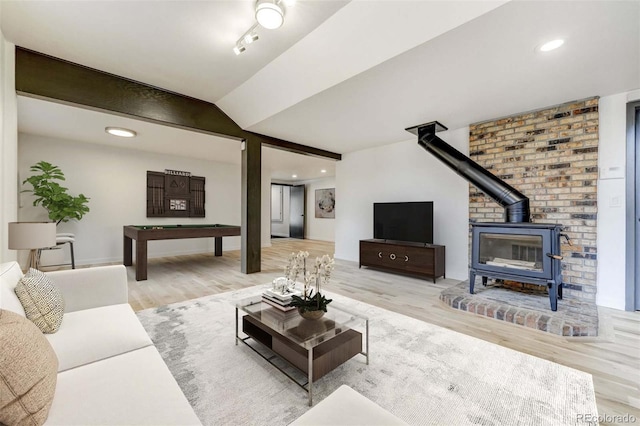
[{"x1": 8, "y1": 222, "x2": 57, "y2": 249}]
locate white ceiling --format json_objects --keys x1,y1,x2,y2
[
  {"x1": 2, "y1": 0, "x2": 349, "y2": 102},
  {"x1": 3, "y1": 1, "x2": 640, "y2": 174}
]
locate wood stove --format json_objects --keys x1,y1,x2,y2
[
  {"x1": 470, "y1": 222, "x2": 565, "y2": 311},
  {"x1": 406, "y1": 121, "x2": 569, "y2": 311}
]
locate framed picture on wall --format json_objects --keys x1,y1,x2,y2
[{"x1": 315, "y1": 188, "x2": 335, "y2": 218}]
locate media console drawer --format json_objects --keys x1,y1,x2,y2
[{"x1": 359, "y1": 239, "x2": 445, "y2": 283}]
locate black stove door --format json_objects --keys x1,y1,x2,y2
[{"x1": 471, "y1": 226, "x2": 553, "y2": 280}]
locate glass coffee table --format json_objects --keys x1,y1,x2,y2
[{"x1": 235, "y1": 295, "x2": 369, "y2": 406}]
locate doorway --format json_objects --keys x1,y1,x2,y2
[
  {"x1": 270, "y1": 184, "x2": 305, "y2": 239},
  {"x1": 626, "y1": 100, "x2": 640, "y2": 310},
  {"x1": 289, "y1": 185, "x2": 305, "y2": 239}
]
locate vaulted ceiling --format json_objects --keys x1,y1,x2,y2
[{"x1": 2, "y1": 1, "x2": 639, "y2": 179}]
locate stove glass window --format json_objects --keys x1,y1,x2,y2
[{"x1": 478, "y1": 232, "x2": 543, "y2": 272}]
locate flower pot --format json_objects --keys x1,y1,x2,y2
[{"x1": 298, "y1": 308, "x2": 325, "y2": 320}]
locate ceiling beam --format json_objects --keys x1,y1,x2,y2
[
  {"x1": 247, "y1": 131, "x2": 341, "y2": 160},
  {"x1": 15, "y1": 47, "x2": 246, "y2": 140},
  {"x1": 14, "y1": 47, "x2": 341, "y2": 161}
]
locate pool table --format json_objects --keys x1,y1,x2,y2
[{"x1": 123, "y1": 224, "x2": 241, "y2": 281}]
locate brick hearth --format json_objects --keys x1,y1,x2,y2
[{"x1": 440, "y1": 281, "x2": 598, "y2": 337}]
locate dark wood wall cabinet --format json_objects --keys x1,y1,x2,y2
[
  {"x1": 147, "y1": 170, "x2": 205, "y2": 218},
  {"x1": 359, "y1": 239, "x2": 445, "y2": 283}
]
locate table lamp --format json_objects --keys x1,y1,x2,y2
[{"x1": 8, "y1": 222, "x2": 57, "y2": 270}]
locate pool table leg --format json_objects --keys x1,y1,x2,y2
[
  {"x1": 123, "y1": 236, "x2": 132, "y2": 266},
  {"x1": 215, "y1": 237, "x2": 222, "y2": 256},
  {"x1": 136, "y1": 240, "x2": 148, "y2": 281}
]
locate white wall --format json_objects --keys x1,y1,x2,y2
[
  {"x1": 596, "y1": 90, "x2": 640, "y2": 310},
  {"x1": 335, "y1": 127, "x2": 470, "y2": 280},
  {"x1": 304, "y1": 177, "x2": 335, "y2": 242},
  {"x1": 18, "y1": 134, "x2": 243, "y2": 265},
  {"x1": 0, "y1": 16, "x2": 17, "y2": 264},
  {"x1": 270, "y1": 184, "x2": 290, "y2": 237}
]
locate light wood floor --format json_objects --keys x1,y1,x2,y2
[{"x1": 122, "y1": 238, "x2": 640, "y2": 424}]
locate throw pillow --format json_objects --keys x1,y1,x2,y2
[
  {"x1": 0, "y1": 309, "x2": 59, "y2": 426},
  {"x1": 15, "y1": 268, "x2": 65, "y2": 333}
]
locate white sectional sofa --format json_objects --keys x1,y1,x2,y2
[
  {"x1": 0, "y1": 261, "x2": 201, "y2": 426},
  {"x1": 291, "y1": 385, "x2": 408, "y2": 426}
]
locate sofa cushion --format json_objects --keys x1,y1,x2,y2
[
  {"x1": 291, "y1": 385, "x2": 408, "y2": 426},
  {"x1": 15, "y1": 268, "x2": 65, "y2": 333},
  {"x1": 0, "y1": 262, "x2": 27, "y2": 316},
  {"x1": 46, "y1": 346, "x2": 202, "y2": 425},
  {"x1": 0, "y1": 309, "x2": 58, "y2": 426},
  {"x1": 46, "y1": 303, "x2": 153, "y2": 372}
]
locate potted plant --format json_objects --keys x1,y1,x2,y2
[
  {"x1": 288, "y1": 252, "x2": 334, "y2": 320},
  {"x1": 22, "y1": 161, "x2": 90, "y2": 225}
]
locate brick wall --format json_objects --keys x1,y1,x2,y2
[{"x1": 468, "y1": 98, "x2": 598, "y2": 302}]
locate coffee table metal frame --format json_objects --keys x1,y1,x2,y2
[{"x1": 235, "y1": 295, "x2": 369, "y2": 406}]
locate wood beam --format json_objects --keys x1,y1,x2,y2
[
  {"x1": 15, "y1": 47, "x2": 245, "y2": 139},
  {"x1": 241, "y1": 138, "x2": 262, "y2": 273},
  {"x1": 248, "y1": 132, "x2": 341, "y2": 161},
  {"x1": 15, "y1": 47, "x2": 342, "y2": 161}
]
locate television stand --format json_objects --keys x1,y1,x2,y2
[{"x1": 359, "y1": 239, "x2": 445, "y2": 283}]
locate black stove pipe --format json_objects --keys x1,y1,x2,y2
[{"x1": 406, "y1": 121, "x2": 530, "y2": 223}]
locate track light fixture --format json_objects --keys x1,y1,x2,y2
[
  {"x1": 234, "y1": 24, "x2": 258, "y2": 55},
  {"x1": 243, "y1": 32, "x2": 259, "y2": 45},
  {"x1": 233, "y1": 0, "x2": 293, "y2": 55}
]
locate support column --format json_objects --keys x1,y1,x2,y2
[{"x1": 241, "y1": 137, "x2": 261, "y2": 273}]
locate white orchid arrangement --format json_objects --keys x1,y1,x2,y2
[
  {"x1": 287, "y1": 251, "x2": 335, "y2": 313},
  {"x1": 284, "y1": 250, "x2": 309, "y2": 284}
]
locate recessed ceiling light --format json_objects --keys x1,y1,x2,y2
[
  {"x1": 321, "y1": 169, "x2": 326, "y2": 173},
  {"x1": 292, "y1": 174, "x2": 297, "y2": 178},
  {"x1": 105, "y1": 127, "x2": 137, "y2": 138},
  {"x1": 538, "y1": 39, "x2": 564, "y2": 52}
]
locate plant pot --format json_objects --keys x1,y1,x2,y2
[{"x1": 298, "y1": 308, "x2": 325, "y2": 320}]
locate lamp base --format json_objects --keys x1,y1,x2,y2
[{"x1": 27, "y1": 249, "x2": 42, "y2": 270}]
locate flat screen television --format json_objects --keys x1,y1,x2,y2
[{"x1": 373, "y1": 201, "x2": 434, "y2": 244}]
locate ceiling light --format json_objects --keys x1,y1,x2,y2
[
  {"x1": 256, "y1": 0, "x2": 284, "y2": 30},
  {"x1": 233, "y1": 1, "x2": 287, "y2": 54},
  {"x1": 234, "y1": 24, "x2": 258, "y2": 55},
  {"x1": 282, "y1": 0, "x2": 295, "y2": 6},
  {"x1": 538, "y1": 39, "x2": 564, "y2": 52},
  {"x1": 292, "y1": 174, "x2": 297, "y2": 178},
  {"x1": 105, "y1": 127, "x2": 137, "y2": 138},
  {"x1": 321, "y1": 169, "x2": 326, "y2": 173},
  {"x1": 243, "y1": 32, "x2": 259, "y2": 44}
]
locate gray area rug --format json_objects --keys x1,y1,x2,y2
[{"x1": 137, "y1": 286, "x2": 598, "y2": 426}]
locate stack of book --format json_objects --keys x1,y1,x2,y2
[{"x1": 262, "y1": 288, "x2": 301, "y2": 312}]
